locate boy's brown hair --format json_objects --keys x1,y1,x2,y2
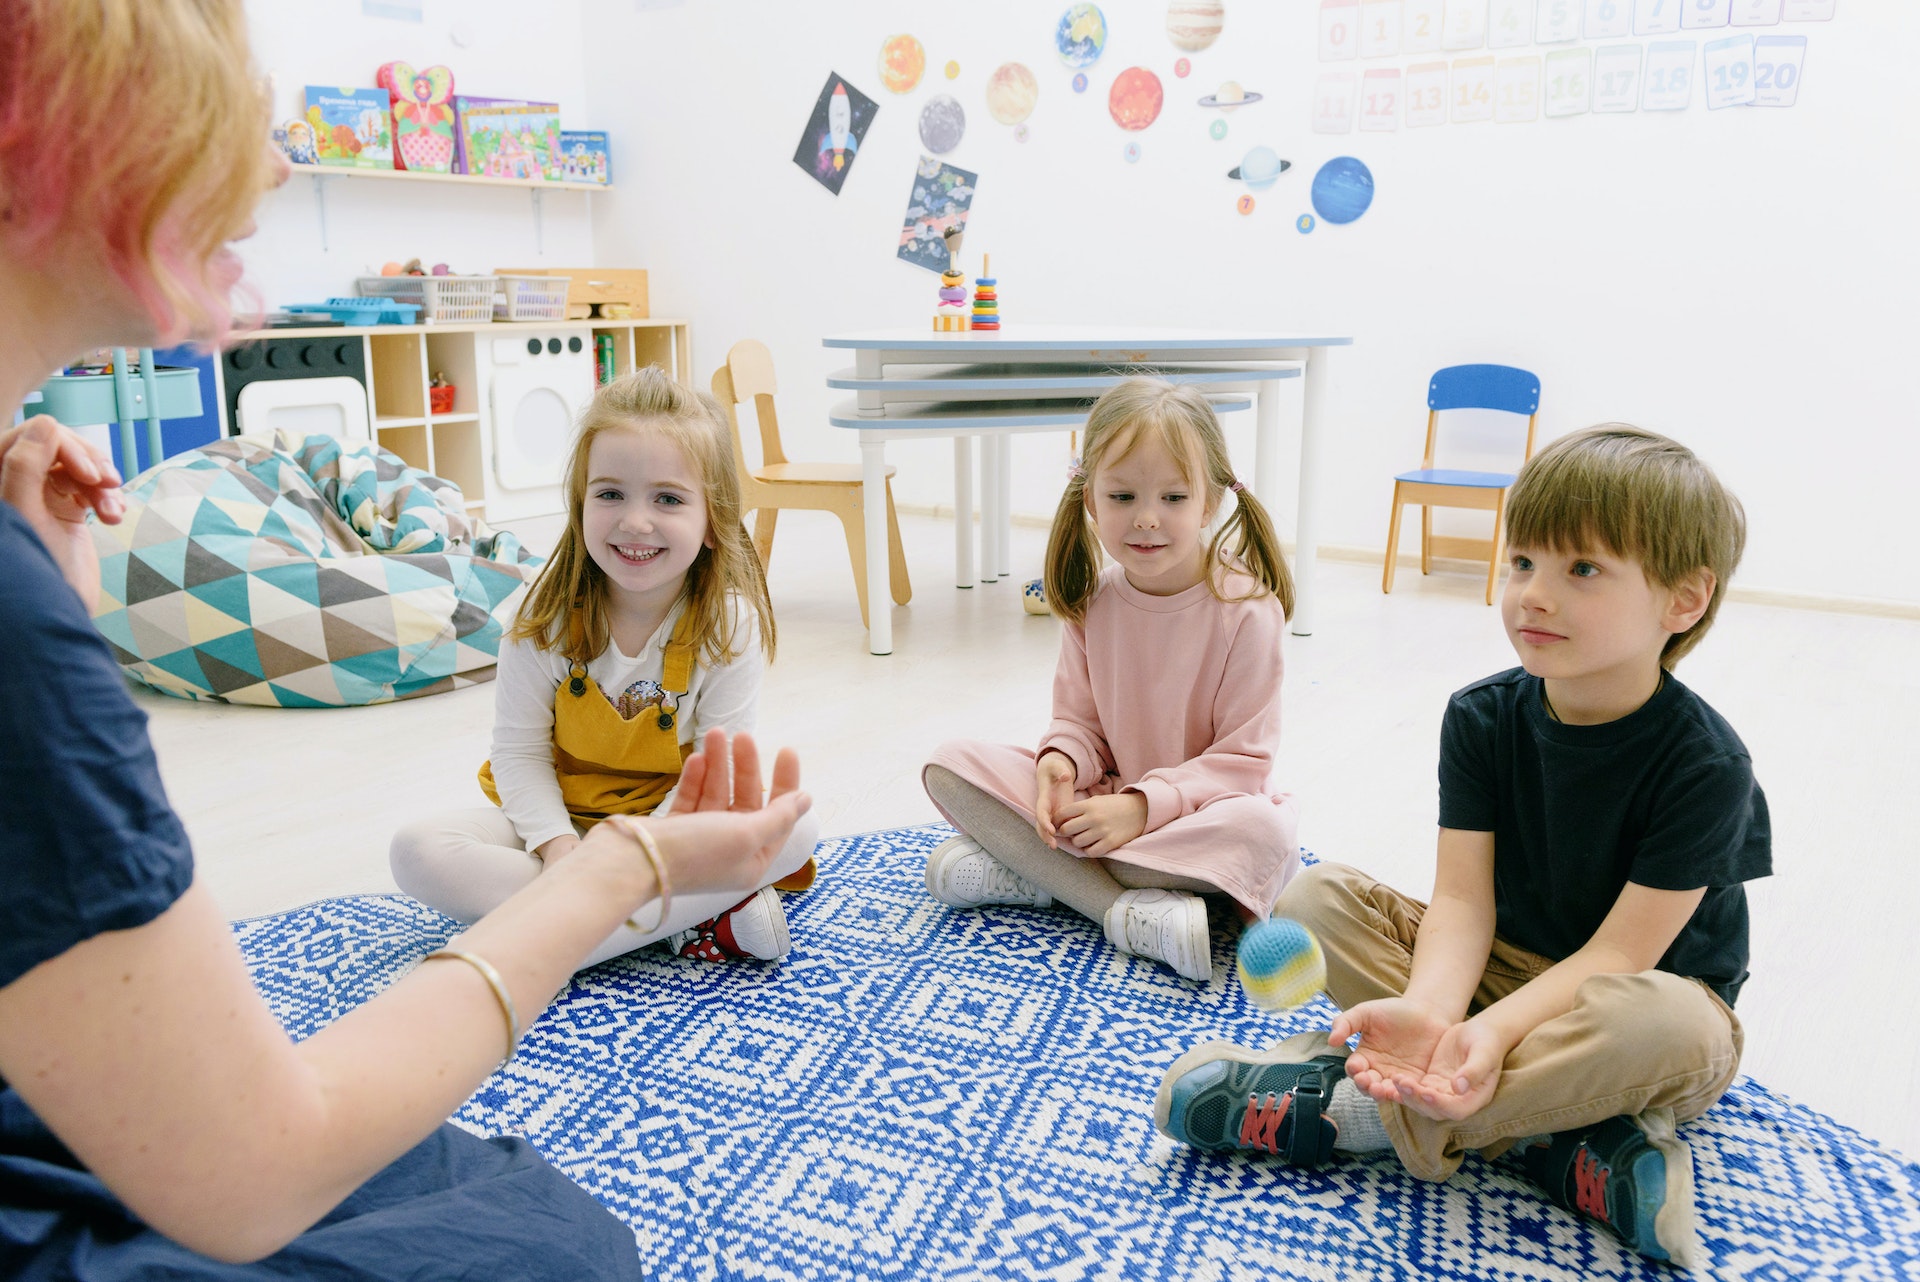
[{"x1": 1506, "y1": 424, "x2": 1745, "y2": 666}]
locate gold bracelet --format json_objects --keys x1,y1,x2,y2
[
  {"x1": 425, "y1": 948, "x2": 520, "y2": 1070},
  {"x1": 605, "y1": 814, "x2": 672, "y2": 934}
]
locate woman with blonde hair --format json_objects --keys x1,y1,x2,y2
[{"x1": 0, "y1": 2, "x2": 806, "y2": 1274}]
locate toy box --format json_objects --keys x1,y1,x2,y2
[
  {"x1": 453, "y1": 97, "x2": 562, "y2": 180},
  {"x1": 556, "y1": 131, "x2": 610, "y2": 185},
  {"x1": 304, "y1": 86, "x2": 394, "y2": 169}
]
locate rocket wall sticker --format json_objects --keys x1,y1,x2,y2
[{"x1": 794, "y1": 71, "x2": 880, "y2": 196}]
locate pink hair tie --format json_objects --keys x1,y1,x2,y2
[
  {"x1": 1229, "y1": 479, "x2": 1246, "y2": 494},
  {"x1": 1067, "y1": 464, "x2": 1086, "y2": 482}
]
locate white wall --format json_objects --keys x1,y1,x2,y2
[
  {"x1": 237, "y1": 0, "x2": 597, "y2": 311},
  {"x1": 583, "y1": 0, "x2": 1920, "y2": 608}
]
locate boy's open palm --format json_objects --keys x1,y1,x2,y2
[
  {"x1": 1392, "y1": 1018, "x2": 1505, "y2": 1120},
  {"x1": 1331, "y1": 998, "x2": 1452, "y2": 1103}
]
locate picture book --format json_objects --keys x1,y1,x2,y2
[
  {"x1": 557, "y1": 131, "x2": 610, "y2": 185},
  {"x1": 453, "y1": 97, "x2": 562, "y2": 180},
  {"x1": 376, "y1": 62, "x2": 457, "y2": 174},
  {"x1": 304, "y1": 86, "x2": 394, "y2": 169}
]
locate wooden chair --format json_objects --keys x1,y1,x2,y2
[
  {"x1": 710, "y1": 339, "x2": 910, "y2": 627},
  {"x1": 1382, "y1": 364, "x2": 1541, "y2": 605}
]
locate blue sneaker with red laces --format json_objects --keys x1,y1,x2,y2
[{"x1": 1154, "y1": 1031, "x2": 1349, "y2": 1168}]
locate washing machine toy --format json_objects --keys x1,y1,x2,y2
[{"x1": 483, "y1": 329, "x2": 596, "y2": 521}]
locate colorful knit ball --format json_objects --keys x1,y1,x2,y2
[{"x1": 1237, "y1": 917, "x2": 1326, "y2": 1011}]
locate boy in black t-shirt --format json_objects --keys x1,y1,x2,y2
[{"x1": 1155, "y1": 426, "x2": 1770, "y2": 1267}]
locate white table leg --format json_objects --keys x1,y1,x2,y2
[
  {"x1": 1292, "y1": 347, "x2": 1334, "y2": 636},
  {"x1": 954, "y1": 435, "x2": 975, "y2": 588},
  {"x1": 979, "y1": 434, "x2": 999, "y2": 584},
  {"x1": 862, "y1": 438, "x2": 892, "y2": 654},
  {"x1": 856, "y1": 349, "x2": 883, "y2": 417},
  {"x1": 1253, "y1": 379, "x2": 1281, "y2": 507},
  {"x1": 996, "y1": 430, "x2": 1013, "y2": 579}
]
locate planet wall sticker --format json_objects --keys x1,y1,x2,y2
[
  {"x1": 1109, "y1": 67, "x2": 1164, "y2": 131},
  {"x1": 1166, "y1": 0, "x2": 1225, "y2": 52},
  {"x1": 879, "y1": 34, "x2": 926, "y2": 94},
  {"x1": 1228, "y1": 146, "x2": 1289, "y2": 191},
  {"x1": 1056, "y1": 3, "x2": 1108, "y2": 69},
  {"x1": 919, "y1": 94, "x2": 967, "y2": 154},
  {"x1": 987, "y1": 62, "x2": 1039, "y2": 126},
  {"x1": 1199, "y1": 80, "x2": 1263, "y2": 111},
  {"x1": 1310, "y1": 156, "x2": 1374, "y2": 225}
]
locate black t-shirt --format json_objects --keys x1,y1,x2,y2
[
  {"x1": 0, "y1": 500, "x2": 193, "y2": 993},
  {"x1": 1438, "y1": 666, "x2": 1771, "y2": 1005}
]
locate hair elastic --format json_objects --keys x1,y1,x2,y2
[
  {"x1": 425, "y1": 948, "x2": 521, "y2": 1070},
  {"x1": 1067, "y1": 463, "x2": 1085, "y2": 482},
  {"x1": 1229, "y1": 480, "x2": 1246, "y2": 494}
]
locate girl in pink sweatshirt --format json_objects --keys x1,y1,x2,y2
[{"x1": 923, "y1": 378, "x2": 1302, "y2": 982}]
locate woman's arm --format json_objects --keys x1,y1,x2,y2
[{"x1": 0, "y1": 742, "x2": 806, "y2": 1264}]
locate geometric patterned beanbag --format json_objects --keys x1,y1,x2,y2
[{"x1": 89, "y1": 431, "x2": 543, "y2": 706}]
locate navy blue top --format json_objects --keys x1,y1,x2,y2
[{"x1": 1438, "y1": 667, "x2": 1772, "y2": 1006}]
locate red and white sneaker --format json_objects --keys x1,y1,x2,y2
[{"x1": 667, "y1": 886, "x2": 791, "y2": 961}]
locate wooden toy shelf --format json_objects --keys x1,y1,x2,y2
[{"x1": 230, "y1": 317, "x2": 688, "y2": 516}]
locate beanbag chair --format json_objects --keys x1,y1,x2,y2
[{"x1": 89, "y1": 432, "x2": 542, "y2": 707}]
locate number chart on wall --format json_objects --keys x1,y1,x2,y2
[{"x1": 1313, "y1": 0, "x2": 1826, "y2": 133}]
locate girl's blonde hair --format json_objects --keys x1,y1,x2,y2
[
  {"x1": 0, "y1": 0, "x2": 277, "y2": 342},
  {"x1": 511, "y1": 366, "x2": 775, "y2": 667},
  {"x1": 1043, "y1": 377, "x2": 1294, "y2": 625}
]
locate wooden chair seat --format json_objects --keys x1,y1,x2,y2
[{"x1": 753, "y1": 461, "x2": 897, "y2": 486}]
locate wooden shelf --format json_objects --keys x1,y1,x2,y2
[
  {"x1": 235, "y1": 318, "x2": 687, "y2": 340},
  {"x1": 375, "y1": 415, "x2": 425, "y2": 429},
  {"x1": 427, "y1": 411, "x2": 478, "y2": 424},
  {"x1": 289, "y1": 163, "x2": 608, "y2": 193}
]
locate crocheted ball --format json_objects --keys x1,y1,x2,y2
[{"x1": 1237, "y1": 917, "x2": 1325, "y2": 1011}]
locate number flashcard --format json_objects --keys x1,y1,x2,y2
[
  {"x1": 1635, "y1": 0, "x2": 1681, "y2": 34},
  {"x1": 1536, "y1": 0, "x2": 1582, "y2": 42},
  {"x1": 1545, "y1": 46, "x2": 1593, "y2": 115},
  {"x1": 1495, "y1": 56, "x2": 1542, "y2": 121},
  {"x1": 1641, "y1": 39, "x2": 1696, "y2": 108},
  {"x1": 1321, "y1": 0, "x2": 1361, "y2": 60},
  {"x1": 1362, "y1": 1, "x2": 1405, "y2": 56},
  {"x1": 1406, "y1": 60, "x2": 1449, "y2": 123},
  {"x1": 1452, "y1": 55, "x2": 1496, "y2": 120},
  {"x1": 1489, "y1": 0, "x2": 1532, "y2": 47},
  {"x1": 1360, "y1": 68, "x2": 1404, "y2": 129},
  {"x1": 1443, "y1": 0, "x2": 1489, "y2": 50},
  {"x1": 1405, "y1": 0, "x2": 1447, "y2": 51},
  {"x1": 1592, "y1": 42, "x2": 1643, "y2": 110},
  {"x1": 1752, "y1": 33, "x2": 1805, "y2": 105},
  {"x1": 1702, "y1": 32, "x2": 1755, "y2": 106},
  {"x1": 1585, "y1": 0, "x2": 1633, "y2": 37},
  {"x1": 1731, "y1": 0, "x2": 1782, "y2": 23},
  {"x1": 1314, "y1": 72, "x2": 1359, "y2": 130},
  {"x1": 1781, "y1": 0, "x2": 1833, "y2": 18},
  {"x1": 1682, "y1": 0, "x2": 1731, "y2": 29}
]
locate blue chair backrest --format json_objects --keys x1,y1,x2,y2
[{"x1": 1428, "y1": 364, "x2": 1540, "y2": 416}]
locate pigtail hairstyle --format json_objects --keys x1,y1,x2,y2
[
  {"x1": 511, "y1": 366, "x2": 776, "y2": 667},
  {"x1": 1044, "y1": 377, "x2": 1294, "y2": 624}
]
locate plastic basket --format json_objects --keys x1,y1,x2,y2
[
  {"x1": 356, "y1": 274, "x2": 496, "y2": 323},
  {"x1": 286, "y1": 298, "x2": 422, "y2": 325},
  {"x1": 494, "y1": 274, "x2": 572, "y2": 322}
]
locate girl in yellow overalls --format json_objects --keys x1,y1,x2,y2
[{"x1": 391, "y1": 367, "x2": 818, "y2": 968}]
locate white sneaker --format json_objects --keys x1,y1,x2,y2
[
  {"x1": 668, "y1": 885, "x2": 790, "y2": 961},
  {"x1": 1105, "y1": 888, "x2": 1212, "y2": 982},
  {"x1": 925, "y1": 835, "x2": 1054, "y2": 908}
]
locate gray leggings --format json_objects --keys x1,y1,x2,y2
[{"x1": 389, "y1": 806, "x2": 821, "y2": 969}]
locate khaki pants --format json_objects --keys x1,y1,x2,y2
[{"x1": 1279, "y1": 862, "x2": 1744, "y2": 1182}]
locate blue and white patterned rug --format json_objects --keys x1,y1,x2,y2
[{"x1": 234, "y1": 825, "x2": 1920, "y2": 1281}]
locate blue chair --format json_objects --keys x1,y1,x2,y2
[{"x1": 1382, "y1": 364, "x2": 1541, "y2": 605}]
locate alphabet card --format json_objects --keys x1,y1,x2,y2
[
  {"x1": 1407, "y1": 60, "x2": 1449, "y2": 123},
  {"x1": 1702, "y1": 33, "x2": 1756, "y2": 107},
  {"x1": 1535, "y1": 0, "x2": 1582, "y2": 43},
  {"x1": 1360, "y1": 68, "x2": 1404, "y2": 129},
  {"x1": 1752, "y1": 33, "x2": 1806, "y2": 104},
  {"x1": 1642, "y1": 39, "x2": 1696, "y2": 108},
  {"x1": 1544, "y1": 46, "x2": 1594, "y2": 115},
  {"x1": 1495, "y1": 56, "x2": 1541, "y2": 121},
  {"x1": 1452, "y1": 55, "x2": 1496, "y2": 119},
  {"x1": 1584, "y1": 0, "x2": 1633, "y2": 38},
  {"x1": 1635, "y1": 0, "x2": 1681, "y2": 34},
  {"x1": 1361, "y1": 0, "x2": 1404, "y2": 56},
  {"x1": 1593, "y1": 42, "x2": 1644, "y2": 110},
  {"x1": 1405, "y1": 0, "x2": 1447, "y2": 51}
]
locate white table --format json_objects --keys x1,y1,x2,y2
[{"x1": 823, "y1": 326, "x2": 1352, "y2": 655}]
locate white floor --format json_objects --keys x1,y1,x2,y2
[{"x1": 141, "y1": 510, "x2": 1920, "y2": 1160}]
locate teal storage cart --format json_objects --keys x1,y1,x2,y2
[{"x1": 33, "y1": 347, "x2": 205, "y2": 476}]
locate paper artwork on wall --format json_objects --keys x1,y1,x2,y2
[
  {"x1": 1228, "y1": 146, "x2": 1291, "y2": 190},
  {"x1": 1310, "y1": 155, "x2": 1375, "y2": 223},
  {"x1": 1362, "y1": 1, "x2": 1403, "y2": 57},
  {"x1": 1584, "y1": 0, "x2": 1632, "y2": 38},
  {"x1": 1199, "y1": 81, "x2": 1264, "y2": 110},
  {"x1": 1451, "y1": 56, "x2": 1496, "y2": 120},
  {"x1": 1057, "y1": 4, "x2": 1109, "y2": 68},
  {"x1": 898, "y1": 156, "x2": 978, "y2": 275},
  {"x1": 1702, "y1": 32, "x2": 1756, "y2": 106},
  {"x1": 1782, "y1": 0, "x2": 1833, "y2": 18},
  {"x1": 880, "y1": 35, "x2": 927, "y2": 94},
  {"x1": 1536, "y1": 0, "x2": 1583, "y2": 43},
  {"x1": 1489, "y1": 0, "x2": 1531, "y2": 49},
  {"x1": 1313, "y1": 72, "x2": 1358, "y2": 131},
  {"x1": 1641, "y1": 39, "x2": 1696, "y2": 108},
  {"x1": 1109, "y1": 67, "x2": 1166, "y2": 130},
  {"x1": 1752, "y1": 33, "x2": 1806, "y2": 104},
  {"x1": 793, "y1": 72, "x2": 878, "y2": 196},
  {"x1": 1682, "y1": 0, "x2": 1732, "y2": 28},
  {"x1": 1543, "y1": 46, "x2": 1592, "y2": 115},
  {"x1": 1406, "y1": 61, "x2": 1448, "y2": 123},
  {"x1": 1732, "y1": 0, "x2": 1783, "y2": 24},
  {"x1": 1495, "y1": 56, "x2": 1541, "y2": 121},
  {"x1": 919, "y1": 95, "x2": 967, "y2": 153},
  {"x1": 1592, "y1": 42, "x2": 1643, "y2": 110},
  {"x1": 1635, "y1": 0, "x2": 1681, "y2": 35},
  {"x1": 986, "y1": 63, "x2": 1039, "y2": 125},
  {"x1": 1320, "y1": 0, "x2": 1359, "y2": 60},
  {"x1": 1360, "y1": 67, "x2": 1403, "y2": 129},
  {"x1": 1443, "y1": 0, "x2": 1488, "y2": 50},
  {"x1": 1406, "y1": 0, "x2": 1446, "y2": 51},
  {"x1": 1166, "y1": 0, "x2": 1226, "y2": 51}
]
